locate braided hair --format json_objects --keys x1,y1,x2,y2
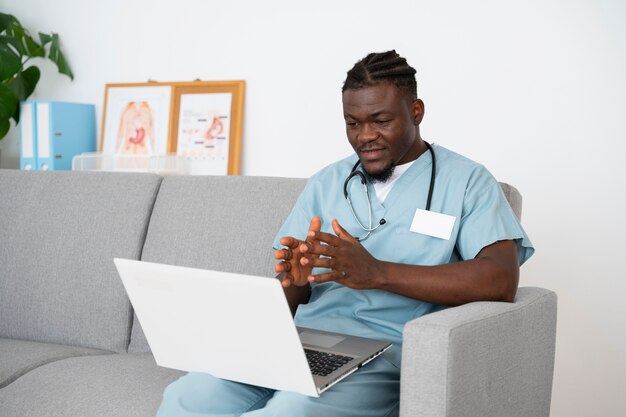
[{"x1": 342, "y1": 50, "x2": 417, "y2": 101}]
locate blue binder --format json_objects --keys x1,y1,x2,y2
[
  {"x1": 20, "y1": 101, "x2": 97, "y2": 171},
  {"x1": 19, "y1": 101, "x2": 38, "y2": 170}
]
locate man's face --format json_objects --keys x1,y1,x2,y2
[{"x1": 342, "y1": 82, "x2": 424, "y2": 180}]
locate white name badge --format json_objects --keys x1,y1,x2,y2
[{"x1": 410, "y1": 208, "x2": 456, "y2": 240}]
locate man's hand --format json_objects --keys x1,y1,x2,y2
[
  {"x1": 300, "y1": 219, "x2": 385, "y2": 289},
  {"x1": 274, "y1": 216, "x2": 322, "y2": 288}
]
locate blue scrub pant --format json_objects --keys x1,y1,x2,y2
[{"x1": 156, "y1": 356, "x2": 400, "y2": 417}]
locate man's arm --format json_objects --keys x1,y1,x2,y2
[
  {"x1": 376, "y1": 240, "x2": 518, "y2": 305},
  {"x1": 299, "y1": 219, "x2": 519, "y2": 306}
]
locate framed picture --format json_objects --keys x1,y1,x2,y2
[
  {"x1": 100, "y1": 83, "x2": 173, "y2": 156},
  {"x1": 170, "y1": 81, "x2": 245, "y2": 175},
  {"x1": 100, "y1": 80, "x2": 245, "y2": 175}
]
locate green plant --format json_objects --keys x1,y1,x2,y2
[{"x1": 0, "y1": 12, "x2": 73, "y2": 140}]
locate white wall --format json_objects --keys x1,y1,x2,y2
[{"x1": 1, "y1": 0, "x2": 624, "y2": 415}]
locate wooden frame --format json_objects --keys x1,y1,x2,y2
[
  {"x1": 171, "y1": 81, "x2": 245, "y2": 175},
  {"x1": 100, "y1": 80, "x2": 245, "y2": 175},
  {"x1": 100, "y1": 82, "x2": 173, "y2": 156}
]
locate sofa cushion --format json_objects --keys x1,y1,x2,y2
[
  {"x1": 130, "y1": 175, "x2": 306, "y2": 352},
  {"x1": 0, "y1": 338, "x2": 108, "y2": 389},
  {"x1": 0, "y1": 170, "x2": 162, "y2": 352},
  {"x1": 0, "y1": 353, "x2": 183, "y2": 417}
]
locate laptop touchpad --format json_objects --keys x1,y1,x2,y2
[{"x1": 300, "y1": 331, "x2": 345, "y2": 348}]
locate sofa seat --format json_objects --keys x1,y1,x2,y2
[
  {"x1": 0, "y1": 353, "x2": 184, "y2": 417},
  {"x1": 0, "y1": 338, "x2": 108, "y2": 389}
]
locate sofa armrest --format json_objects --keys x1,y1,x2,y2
[{"x1": 400, "y1": 287, "x2": 557, "y2": 417}]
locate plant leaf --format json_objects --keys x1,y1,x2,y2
[
  {"x1": 11, "y1": 98, "x2": 20, "y2": 124},
  {"x1": 46, "y1": 33, "x2": 73, "y2": 80},
  {"x1": 0, "y1": 117, "x2": 10, "y2": 140},
  {"x1": 0, "y1": 34, "x2": 23, "y2": 54},
  {"x1": 39, "y1": 32, "x2": 52, "y2": 46},
  {"x1": 0, "y1": 13, "x2": 14, "y2": 33},
  {"x1": 0, "y1": 83, "x2": 18, "y2": 122},
  {"x1": 9, "y1": 66, "x2": 40, "y2": 101},
  {"x1": 0, "y1": 43, "x2": 21, "y2": 80},
  {"x1": 5, "y1": 22, "x2": 43, "y2": 57},
  {"x1": 23, "y1": 33, "x2": 43, "y2": 57}
]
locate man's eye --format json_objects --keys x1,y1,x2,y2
[
  {"x1": 346, "y1": 122, "x2": 358, "y2": 127},
  {"x1": 376, "y1": 120, "x2": 390, "y2": 125}
]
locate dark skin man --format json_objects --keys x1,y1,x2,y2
[{"x1": 274, "y1": 80, "x2": 519, "y2": 312}]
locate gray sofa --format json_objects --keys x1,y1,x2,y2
[{"x1": 0, "y1": 169, "x2": 557, "y2": 417}]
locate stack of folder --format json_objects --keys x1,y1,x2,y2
[{"x1": 20, "y1": 101, "x2": 96, "y2": 171}]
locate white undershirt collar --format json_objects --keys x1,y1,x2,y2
[{"x1": 372, "y1": 160, "x2": 415, "y2": 203}]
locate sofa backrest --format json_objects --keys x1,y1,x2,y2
[
  {"x1": 129, "y1": 175, "x2": 307, "y2": 352},
  {"x1": 499, "y1": 182, "x2": 522, "y2": 220},
  {"x1": 0, "y1": 170, "x2": 162, "y2": 353}
]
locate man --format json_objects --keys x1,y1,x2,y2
[{"x1": 157, "y1": 50, "x2": 533, "y2": 417}]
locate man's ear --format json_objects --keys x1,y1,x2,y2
[{"x1": 412, "y1": 99, "x2": 425, "y2": 126}]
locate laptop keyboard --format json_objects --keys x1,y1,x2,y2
[{"x1": 304, "y1": 349, "x2": 354, "y2": 376}]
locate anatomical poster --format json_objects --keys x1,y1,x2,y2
[
  {"x1": 101, "y1": 85, "x2": 172, "y2": 156},
  {"x1": 175, "y1": 92, "x2": 232, "y2": 175}
]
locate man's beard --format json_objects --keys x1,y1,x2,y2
[{"x1": 364, "y1": 164, "x2": 395, "y2": 183}]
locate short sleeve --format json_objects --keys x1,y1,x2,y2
[
  {"x1": 272, "y1": 179, "x2": 316, "y2": 250},
  {"x1": 455, "y1": 166, "x2": 534, "y2": 265}
]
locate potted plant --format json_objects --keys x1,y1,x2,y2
[{"x1": 0, "y1": 12, "x2": 73, "y2": 140}]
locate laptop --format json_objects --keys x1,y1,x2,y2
[{"x1": 113, "y1": 258, "x2": 391, "y2": 397}]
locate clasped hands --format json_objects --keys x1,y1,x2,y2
[{"x1": 274, "y1": 216, "x2": 384, "y2": 289}]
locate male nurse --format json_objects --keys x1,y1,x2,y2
[{"x1": 157, "y1": 50, "x2": 534, "y2": 417}]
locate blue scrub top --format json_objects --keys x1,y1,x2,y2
[{"x1": 273, "y1": 144, "x2": 534, "y2": 367}]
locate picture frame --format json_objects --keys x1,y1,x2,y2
[
  {"x1": 100, "y1": 82, "x2": 173, "y2": 156},
  {"x1": 170, "y1": 81, "x2": 245, "y2": 175},
  {"x1": 100, "y1": 80, "x2": 245, "y2": 175}
]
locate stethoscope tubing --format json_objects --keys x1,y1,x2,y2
[{"x1": 344, "y1": 142, "x2": 436, "y2": 240}]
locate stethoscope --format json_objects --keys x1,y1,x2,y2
[{"x1": 343, "y1": 142, "x2": 436, "y2": 241}]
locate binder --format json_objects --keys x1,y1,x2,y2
[
  {"x1": 35, "y1": 101, "x2": 97, "y2": 171},
  {"x1": 19, "y1": 101, "x2": 37, "y2": 170},
  {"x1": 19, "y1": 101, "x2": 97, "y2": 171}
]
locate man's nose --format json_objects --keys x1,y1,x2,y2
[{"x1": 357, "y1": 123, "x2": 378, "y2": 143}]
